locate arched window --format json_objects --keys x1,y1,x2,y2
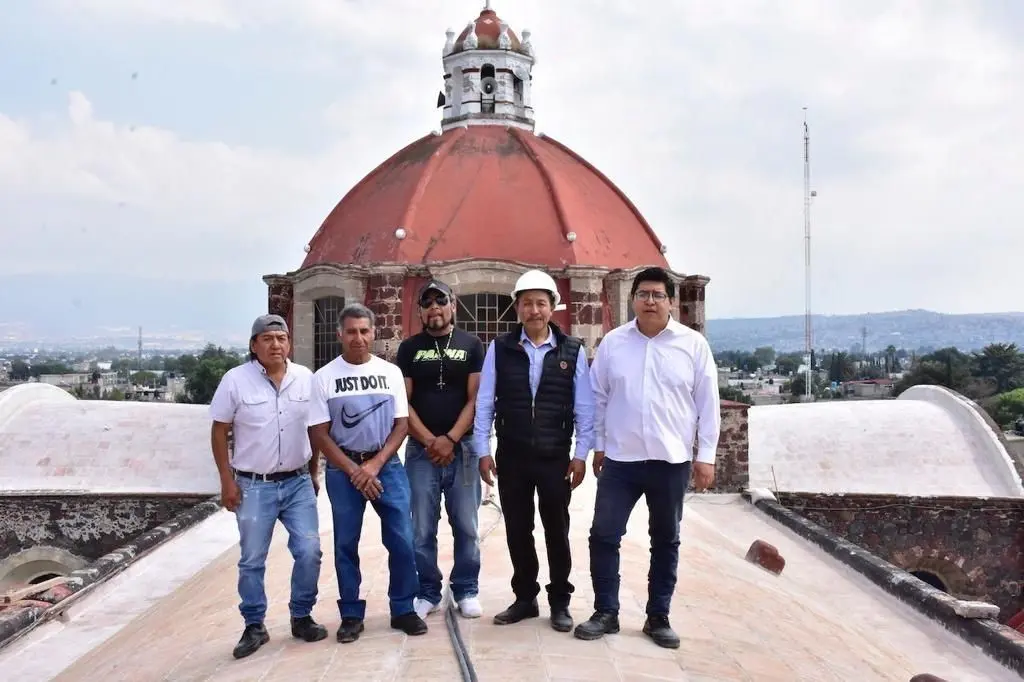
[
  {"x1": 457, "y1": 293, "x2": 518, "y2": 344},
  {"x1": 313, "y1": 296, "x2": 346, "y2": 371},
  {"x1": 911, "y1": 570, "x2": 948, "y2": 593}
]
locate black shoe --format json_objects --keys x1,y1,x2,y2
[
  {"x1": 391, "y1": 612, "x2": 428, "y2": 636},
  {"x1": 232, "y1": 623, "x2": 269, "y2": 659},
  {"x1": 336, "y1": 617, "x2": 364, "y2": 644},
  {"x1": 642, "y1": 614, "x2": 680, "y2": 649},
  {"x1": 492, "y1": 599, "x2": 540, "y2": 625},
  {"x1": 291, "y1": 615, "x2": 328, "y2": 642},
  {"x1": 550, "y1": 605, "x2": 573, "y2": 632},
  {"x1": 573, "y1": 611, "x2": 620, "y2": 641}
]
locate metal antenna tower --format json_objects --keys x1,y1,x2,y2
[
  {"x1": 137, "y1": 326, "x2": 143, "y2": 374},
  {"x1": 803, "y1": 108, "x2": 814, "y2": 400}
]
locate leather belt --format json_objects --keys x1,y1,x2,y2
[
  {"x1": 233, "y1": 465, "x2": 308, "y2": 482},
  {"x1": 345, "y1": 450, "x2": 380, "y2": 464}
]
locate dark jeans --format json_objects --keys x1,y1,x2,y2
[
  {"x1": 588, "y1": 458, "x2": 691, "y2": 616},
  {"x1": 234, "y1": 471, "x2": 321, "y2": 626},
  {"x1": 325, "y1": 457, "x2": 418, "y2": 620},
  {"x1": 406, "y1": 439, "x2": 482, "y2": 604},
  {"x1": 495, "y1": 447, "x2": 573, "y2": 607}
]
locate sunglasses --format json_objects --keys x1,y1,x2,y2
[{"x1": 419, "y1": 294, "x2": 449, "y2": 308}]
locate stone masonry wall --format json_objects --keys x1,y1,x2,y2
[
  {"x1": 366, "y1": 271, "x2": 405, "y2": 361},
  {"x1": 776, "y1": 492, "x2": 1024, "y2": 623},
  {"x1": 570, "y1": 273, "x2": 604, "y2": 358},
  {"x1": 266, "y1": 277, "x2": 294, "y2": 337},
  {"x1": 0, "y1": 495, "x2": 209, "y2": 563},
  {"x1": 713, "y1": 401, "x2": 750, "y2": 492},
  {"x1": 679, "y1": 276, "x2": 708, "y2": 334}
]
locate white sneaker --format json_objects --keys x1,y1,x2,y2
[
  {"x1": 457, "y1": 597, "x2": 483, "y2": 619},
  {"x1": 414, "y1": 597, "x2": 440, "y2": 620}
]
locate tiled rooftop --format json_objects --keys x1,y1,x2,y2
[{"x1": 0, "y1": 478, "x2": 1018, "y2": 681}]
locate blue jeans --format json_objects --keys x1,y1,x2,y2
[
  {"x1": 234, "y1": 472, "x2": 322, "y2": 626},
  {"x1": 588, "y1": 459, "x2": 691, "y2": 616},
  {"x1": 405, "y1": 438, "x2": 482, "y2": 604},
  {"x1": 325, "y1": 457, "x2": 419, "y2": 620}
]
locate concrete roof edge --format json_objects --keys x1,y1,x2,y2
[{"x1": 751, "y1": 497, "x2": 1024, "y2": 676}]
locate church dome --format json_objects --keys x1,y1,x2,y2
[
  {"x1": 452, "y1": 7, "x2": 524, "y2": 54},
  {"x1": 301, "y1": 125, "x2": 669, "y2": 270}
]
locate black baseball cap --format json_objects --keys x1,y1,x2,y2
[{"x1": 418, "y1": 280, "x2": 453, "y2": 300}]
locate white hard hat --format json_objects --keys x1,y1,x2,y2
[{"x1": 512, "y1": 270, "x2": 566, "y2": 311}]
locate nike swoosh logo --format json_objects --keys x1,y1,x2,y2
[{"x1": 341, "y1": 399, "x2": 389, "y2": 428}]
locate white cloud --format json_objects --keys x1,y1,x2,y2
[{"x1": 6, "y1": 0, "x2": 1024, "y2": 320}]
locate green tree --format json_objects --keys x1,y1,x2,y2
[
  {"x1": 775, "y1": 353, "x2": 801, "y2": 376},
  {"x1": 973, "y1": 343, "x2": 1024, "y2": 394},
  {"x1": 720, "y1": 386, "x2": 752, "y2": 405},
  {"x1": 10, "y1": 360, "x2": 29, "y2": 381},
  {"x1": 894, "y1": 347, "x2": 974, "y2": 396},
  {"x1": 183, "y1": 345, "x2": 242, "y2": 404},
  {"x1": 989, "y1": 388, "x2": 1024, "y2": 428},
  {"x1": 753, "y1": 346, "x2": 776, "y2": 368},
  {"x1": 130, "y1": 370, "x2": 159, "y2": 386}
]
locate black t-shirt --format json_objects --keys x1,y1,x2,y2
[{"x1": 395, "y1": 328, "x2": 485, "y2": 442}]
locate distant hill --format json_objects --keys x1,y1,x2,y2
[{"x1": 705, "y1": 310, "x2": 1024, "y2": 353}]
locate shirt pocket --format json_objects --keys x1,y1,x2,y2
[
  {"x1": 284, "y1": 391, "x2": 310, "y2": 425},
  {"x1": 237, "y1": 394, "x2": 272, "y2": 427}
]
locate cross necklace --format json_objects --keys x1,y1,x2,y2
[{"x1": 434, "y1": 329, "x2": 454, "y2": 390}]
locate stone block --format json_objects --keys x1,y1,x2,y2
[
  {"x1": 951, "y1": 600, "x2": 999, "y2": 620},
  {"x1": 40, "y1": 583, "x2": 74, "y2": 604},
  {"x1": 745, "y1": 539, "x2": 785, "y2": 575}
]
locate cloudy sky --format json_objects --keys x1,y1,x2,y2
[{"x1": 1, "y1": 0, "x2": 1021, "y2": 342}]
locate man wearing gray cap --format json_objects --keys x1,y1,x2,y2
[{"x1": 209, "y1": 314, "x2": 328, "y2": 660}]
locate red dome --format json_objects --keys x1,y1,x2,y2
[
  {"x1": 454, "y1": 8, "x2": 522, "y2": 53},
  {"x1": 301, "y1": 125, "x2": 668, "y2": 270}
]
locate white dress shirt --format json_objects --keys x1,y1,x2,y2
[
  {"x1": 209, "y1": 359, "x2": 314, "y2": 474},
  {"x1": 590, "y1": 317, "x2": 721, "y2": 464}
]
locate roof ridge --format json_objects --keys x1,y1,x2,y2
[
  {"x1": 509, "y1": 127, "x2": 574, "y2": 257},
  {"x1": 538, "y1": 132, "x2": 666, "y2": 257},
  {"x1": 400, "y1": 128, "x2": 466, "y2": 259},
  {"x1": 303, "y1": 132, "x2": 439, "y2": 264}
]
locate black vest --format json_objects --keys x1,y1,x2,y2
[{"x1": 493, "y1": 322, "x2": 582, "y2": 456}]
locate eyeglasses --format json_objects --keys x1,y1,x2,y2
[
  {"x1": 634, "y1": 290, "x2": 668, "y2": 302},
  {"x1": 419, "y1": 295, "x2": 449, "y2": 308}
]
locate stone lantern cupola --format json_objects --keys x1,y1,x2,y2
[{"x1": 439, "y1": 1, "x2": 536, "y2": 132}]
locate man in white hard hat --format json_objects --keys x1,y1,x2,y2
[{"x1": 473, "y1": 269, "x2": 595, "y2": 633}]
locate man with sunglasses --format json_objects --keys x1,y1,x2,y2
[{"x1": 395, "y1": 280, "x2": 486, "y2": 621}]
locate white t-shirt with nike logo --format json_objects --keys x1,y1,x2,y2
[{"x1": 309, "y1": 354, "x2": 408, "y2": 456}]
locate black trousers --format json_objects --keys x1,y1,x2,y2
[{"x1": 495, "y1": 446, "x2": 573, "y2": 607}]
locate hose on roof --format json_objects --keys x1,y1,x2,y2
[{"x1": 444, "y1": 494, "x2": 503, "y2": 682}]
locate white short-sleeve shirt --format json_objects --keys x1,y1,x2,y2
[
  {"x1": 309, "y1": 354, "x2": 408, "y2": 455},
  {"x1": 209, "y1": 359, "x2": 315, "y2": 474}
]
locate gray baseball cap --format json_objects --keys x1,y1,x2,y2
[{"x1": 250, "y1": 314, "x2": 288, "y2": 338}]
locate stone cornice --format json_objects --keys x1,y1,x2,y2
[
  {"x1": 565, "y1": 266, "x2": 610, "y2": 279},
  {"x1": 683, "y1": 274, "x2": 711, "y2": 286},
  {"x1": 604, "y1": 264, "x2": 690, "y2": 281},
  {"x1": 268, "y1": 260, "x2": 705, "y2": 284}
]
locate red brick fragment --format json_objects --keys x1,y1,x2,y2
[
  {"x1": 42, "y1": 584, "x2": 75, "y2": 602},
  {"x1": 745, "y1": 539, "x2": 785, "y2": 575}
]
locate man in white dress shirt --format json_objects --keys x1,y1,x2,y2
[
  {"x1": 209, "y1": 314, "x2": 327, "y2": 660},
  {"x1": 573, "y1": 267, "x2": 721, "y2": 649}
]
